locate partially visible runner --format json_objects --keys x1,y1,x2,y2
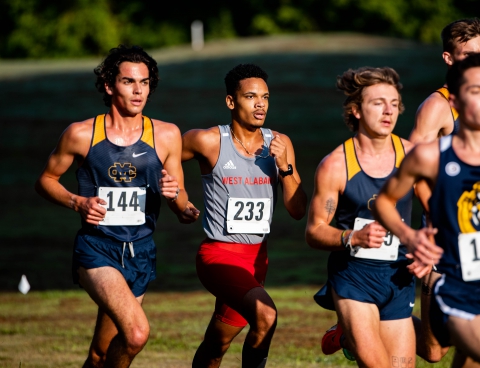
[
  {"x1": 305, "y1": 67, "x2": 419, "y2": 366},
  {"x1": 408, "y1": 18, "x2": 480, "y2": 367},
  {"x1": 182, "y1": 63, "x2": 307, "y2": 368},
  {"x1": 35, "y1": 45, "x2": 199, "y2": 368},
  {"x1": 409, "y1": 18, "x2": 480, "y2": 144},
  {"x1": 374, "y1": 53, "x2": 480, "y2": 367}
]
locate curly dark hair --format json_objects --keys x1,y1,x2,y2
[
  {"x1": 336, "y1": 67, "x2": 405, "y2": 132},
  {"x1": 447, "y1": 53, "x2": 480, "y2": 97},
  {"x1": 224, "y1": 64, "x2": 268, "y2": 97},
  {"x1": 94, "y1": 45, "x2": 159, "y2": 107},
  {"x1": 441, "y1": 18, "x2": 480, "y2": 54}
]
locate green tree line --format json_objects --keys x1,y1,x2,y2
[{"x1": 0, "y1": 0, "x2": 477, "y2": 59}]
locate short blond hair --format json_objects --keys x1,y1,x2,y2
[{"x1": 337, "y1": 67, "x2": 404, "y2": 131}]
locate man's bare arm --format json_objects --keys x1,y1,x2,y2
[
  {"x1": 409, "y1": 93, "x2": 454, "y2": 144},
  {"x1": 305, "y1": 148, "x2": 386, "y2": 251},
  {"x1": 270, "y1": 132, "x2": 307, "y2": 220},
  {"x1": 156, "y1": 121, "x2": 200, "y2": 223},
  {"x1": 35, "y1": 120, "x2": 107, "y2": 224},
  {"x1": 373, "y1": 143, "x2": 443, "y2": 265}
]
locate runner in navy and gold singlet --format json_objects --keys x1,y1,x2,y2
[
  {"x1": 409, "y1": 18, "x2": 480, "y2": 145},
  {"x1": 407, "y1": 18, "x2": 480, "y2": 366},
  {"x1": 306, "y1": 67, "x2": 417, "y2": 367},
  {"x1": 375, "y1": 53, "x2": 480, "y2": 365},
  {"x1": 182, "y1": 64, "x2": 307, "y2": 368},
  {"x1": 35, "y1": 45, "x2": 199, "y2": 368}
]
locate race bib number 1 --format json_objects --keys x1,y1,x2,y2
[
  {"x1": 458, "y1": 232, "x2": 480, "y2": 282},
  {"x1": 98, "y1": 187, "x2": 146, "y2": 226},
  {"x1": 351, "y1": 217, "x2": 399, "y2": 261},
  {"x1": 226, "y1": 197, "x2": 271, "y2": 234}
]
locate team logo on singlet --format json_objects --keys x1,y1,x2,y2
[
  {"x1": 367, "y1": 194, "x2": 378, "y2": 210},
  {"x1": 108, "y1": 162, "x2": 137, "y2": 183},
  {"x1": 367, "y1": 194, "x2": 395, "y2": 210},
  {"x1": 223, "y1": 160, "x2": 236, "y2": 169},
  {"x1": 446, "y1": 162, "x2": 461, "y2": 177},
  {"x1": 457, "y1": 182, "x2": 480, "y2": 233}
]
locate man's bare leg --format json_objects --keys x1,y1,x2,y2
[
  {"x1": 83, "y1": 294, "x2": 145, "y2": 367},
  {"x1": 333, "y1": 289, "x2": 415, "y2": 368},
  {"x1": 192, "y1": 287, "x2": 277, "y2": 368},
  {"x1": 79, "y1": 267, "x2": 149, "y2": 368},
  {"x1": 414, "y1": 271, "x2": 450, "y2": 362},
  {"x1": 448, "y1": 315, "x2": 480, "y2": 364},
  {"x1": 192, "y1": 316, "x2": 244, "y2": 368}
]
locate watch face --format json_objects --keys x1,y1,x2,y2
[{"x1": 280, "y1": 164, "x2": 293, "y2": 177}]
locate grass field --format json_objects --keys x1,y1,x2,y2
[
  {"x1": 0, "y1": 33, "x2": 456, "y2": 367},
  {"x1": 0, "y1": 288, "x2": 454, "y2": 367}
]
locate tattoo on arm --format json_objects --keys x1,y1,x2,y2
[
  {"x1": 392, "y1": 356, "x2": 414, "y2": 368},
  {"x1": 325, "y1": 198, "x2": 336, "y2": 221}
]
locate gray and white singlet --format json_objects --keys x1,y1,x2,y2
[{"x1": 201, "y1": 124, "x2": 279, "y2": 244}]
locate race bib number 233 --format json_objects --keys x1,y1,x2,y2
[{"x1": 226, "y1": 197, "x2": 271, "y2": 234}]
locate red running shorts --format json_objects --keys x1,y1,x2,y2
[{"x1": 196, "y1": 238, "x2": 268, "y2": 327}]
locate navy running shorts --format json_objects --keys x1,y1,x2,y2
[
  {"x1": 314, "y1": 261, "x2": 415, "y2": 320},
  {"x1": 72, "y1": 231, "x2": 157, "y2": 297},
  {"x1": 430, "y1": 274, "x2": 480, "y2": 347}
]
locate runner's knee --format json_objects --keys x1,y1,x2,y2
[
  {"x1": 257, "y1": 306, "x2": 277, "y2": 331},
  {"x1": 423, "y1": 346, "x2": 448, "y2": 363},
  {"x1": 124, "y1": 324, "x2": 150, "y2": 355}
]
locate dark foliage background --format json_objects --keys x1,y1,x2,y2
[{"x1": 0, "y1": 0, "x2": 478, "y2": 58}]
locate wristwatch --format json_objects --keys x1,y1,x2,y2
[{"x1": 279, "y1": 164, "x2": 293, "y2": 177}]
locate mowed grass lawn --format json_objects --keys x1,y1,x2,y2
[{"x1": 0, "y1": 288, "x2": 454, "y2": 368}]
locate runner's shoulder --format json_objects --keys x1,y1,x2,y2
[
  {"x1": 408, "y1": 140, "x2": 440, "y2": 167},
  {"x1": 400, "y1": 137, "x2": 414, "y2": 153},
  {"x1": 62, "y1": 117, "x2": 95, "y2": 144},
  {"x1": 183, "y1": 126, "x2": 220, "y2": 146},
  {"x1": 316, "y1": 144, "x2": 346, "y2": 181},
  {"x1": 416, "y1": 91, "x2": 452, "y2": 121},
  {"x1": 150, "y1": 118, "x2": 181, "y2": 139}
]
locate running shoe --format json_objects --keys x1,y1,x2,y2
[
  {"x1": 342, "y1": 347, "x2": 356, "y2": 361},
  {"x1": 321, "y1": 323, "x2": 343, "y2": 355}
]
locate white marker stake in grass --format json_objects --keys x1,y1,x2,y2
[
  {"x1": 18, "y1": 274, "x2": 30, "y2": 294},
  {"x1": 191, "y1": 20, "x2": 204, "y2": 51}
]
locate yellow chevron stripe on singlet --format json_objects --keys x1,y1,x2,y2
[
  {"x1": 345, "y1": 134, "x2": 405, "y2": 181},
  {"x1": 345, "y1": 138, "x2": 361, "y2": 181},
  {"x1": 141, "y1": 116, "x2": 154, "y2": 148},
  {"x1": 392, "y1": 134, "x2": 404, "y2": 168},
  {"x1": 436, "y1": 87, "x2": 459, "y2": 121},
  {"x1": 92, "y1": 114, "x2": 106, "y2": 147},
  {"x1": 91, "y1": 114, "x2": 155, "y2": 148}
]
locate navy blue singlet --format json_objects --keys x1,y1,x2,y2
[
  {"x1": 76, "y1": 114, "x2": 163, "y2": 242},
  {"x1": 429, "y1": 135, "x2": 480, "y2": 291},
  {"x1": 331, "y1": 135, "x2": 413, "y2": 268}
]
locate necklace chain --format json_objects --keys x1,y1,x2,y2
[{"x1": 230, "y1": 127, "x2": 270, "y2": 159}]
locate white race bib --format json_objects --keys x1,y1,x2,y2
[
  {"x1": 350, "y1": 217, "x2": 399, "y2": 261},
  {"x1": 458, "y1": 232, "x2": 480, "y2": 281},
  {"x1": 98, "y1": 187, "x2": 146, "y2": 226},
  {"x1": 226, "y1": 197, "x2": 271, "y2": 234}
]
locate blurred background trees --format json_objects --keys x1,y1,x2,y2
[{"x1": 0, "y1": 0, "x2": 477, "y2": 58}]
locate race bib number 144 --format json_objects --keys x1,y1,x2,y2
[{"x1": 98, "y1": 187, "x2": 146, "y2": 226}]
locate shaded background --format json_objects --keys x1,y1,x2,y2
[{"x1": 0, "y1": 0, "x2": 476, "y2": 291}]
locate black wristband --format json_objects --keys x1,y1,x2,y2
[{"x1": 279, "y1": 164, "x2": 293, "y2": 177}]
